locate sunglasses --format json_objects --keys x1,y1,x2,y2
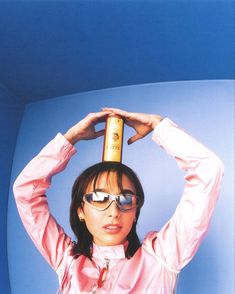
[{"x1": 83, "y1": 191, "x2": 140, "y2": 211}]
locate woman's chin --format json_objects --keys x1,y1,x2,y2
[{"x1": 94, "y1": 236, "x2": 126, "y2": 246}]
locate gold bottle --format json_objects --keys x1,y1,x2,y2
[{"x1": 102, "y1": 114, "x2": 124, "y2": 162}]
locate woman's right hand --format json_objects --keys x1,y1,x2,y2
[
  {"x1": 102, "y1": 107, "x2": 163, "y2": 144},
  {"x1": 64, "y1": 111, "x2": 111, "y2": 145}
]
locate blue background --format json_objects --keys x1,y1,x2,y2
[
  {"x1": 0, "y1": 1, "x2": 234, "y2": 100},
  {"x1": 7, "y1": 80, "x2": 234, "y2": 293}
]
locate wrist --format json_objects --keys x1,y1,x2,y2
[
  {"x1": 150, "y1": 115, "x2": 164, "y2": 129},
  {"x1": 64, "y1": 130, "x2": 80, "y2": 145}
]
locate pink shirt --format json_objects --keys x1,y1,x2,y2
[{"x1": 13, "y1": 119, "x2": 224, "y2": 294}]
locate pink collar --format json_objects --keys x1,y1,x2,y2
[{"x1": 92, "y1": 242, "x2": 128, "y2": 260}]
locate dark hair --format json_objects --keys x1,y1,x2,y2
[{"x1": 70, "y1": 161, "x2": 145, "y2": 259}]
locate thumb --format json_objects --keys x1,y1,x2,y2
[
  {"x1": 128, "y1": 133, "x2": 143, "y2": 145},
  {"x1": 94, "y1": 129, "x2": 105, "y2": 138}
]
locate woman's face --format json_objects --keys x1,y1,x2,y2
[{"x1": 77, "y1": 171, "x2": 137, "y2": 246}]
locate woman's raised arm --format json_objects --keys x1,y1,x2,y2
[
  {"x1": 13, "y1": 111, "x2": 111, "y2": 272},
  {"x1": 103, "y1": 108, "x2": 224, "y2": 273}
]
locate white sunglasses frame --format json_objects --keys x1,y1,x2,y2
[{"x1": 82, "y1": 192, "x2": 140, "y2": 211}]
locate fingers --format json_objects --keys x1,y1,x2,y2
[
  {"x1": 87, "y1": 110, "x2": 111, "y2": 123},
  {"x1": 102, "y1": 107, "x2": 123, "y2": 112},
  {"x1": 128, "y1": 133, "x2": 143, "y2": 145},
  {"x1": 101, "y1": 107, "x2": 130, "y2": 119}
]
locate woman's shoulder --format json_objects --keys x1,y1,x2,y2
[{"x1": 141, "y1": 231, "x2": 158, "y2": 253}]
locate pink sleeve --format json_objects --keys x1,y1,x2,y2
[
  {"x1": 13, "y1": 133, "x2": 77, "y2": 271},
  {"x1": 144, "y1": 118, "x2": 224, "y2": 272}
]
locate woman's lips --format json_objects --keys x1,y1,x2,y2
[{"x1": 102, "y1": 224, "x2": 122, "y2": 233}]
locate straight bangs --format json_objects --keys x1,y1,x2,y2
[
  {"x1": 92, "y1": 169, "x2": 129, "y2": 195},
  {"x1": 91, "y1": 164, "x2": 144, "y2": 208}
]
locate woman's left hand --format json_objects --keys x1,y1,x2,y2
[
  {"x1": 64, "y1": 111, "x2": 111, "y2": 145},
  {"x1": 102, "y1": 107, "x2": 163, "y2": 144}
]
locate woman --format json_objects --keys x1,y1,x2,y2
[{"x1": 13, "y1": 107, "x2": 224, "y2": 294}]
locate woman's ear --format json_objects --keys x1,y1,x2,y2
[{"x1": 77, "y1": 207, "x2": 85, "y2": 221}]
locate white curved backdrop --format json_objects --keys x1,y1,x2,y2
[{"x1": 8, "y1": 80, "x2": 234, "y2": 293}]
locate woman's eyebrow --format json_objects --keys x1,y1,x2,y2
[
  {"x1": 95, "y1": 188, "x2": 109, "y2": 193},
  {"x1": 95, "y1": 188, "x2": 136, "y2": 194},
  {"x1": 121, "y1": 189, "x2": 136, "y2": 195}
]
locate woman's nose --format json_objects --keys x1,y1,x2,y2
[{"x1": 107, "y1": 200, "x2": 121, "y2": 218}]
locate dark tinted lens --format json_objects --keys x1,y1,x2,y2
[
  {"x1": 85, "y1": 192, "x2": 110, "y2": 209},
  {"x1": 117, "y1": 194, "x2": 137, "y2": 210}
]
